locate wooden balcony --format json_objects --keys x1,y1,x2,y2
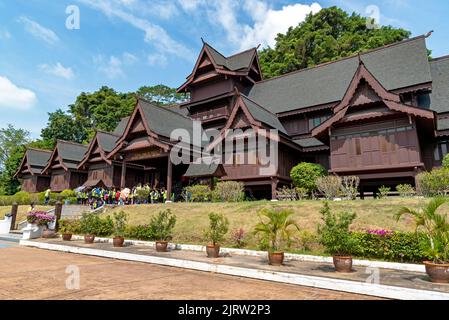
[{"x1": 191, "y1": 106, "x2": 229, "y2": 122}]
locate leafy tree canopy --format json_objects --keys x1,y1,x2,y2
[
  {"x1": 259, "y1": 6, "x2": 411, "y2": 79},
  {"x1": 0, "y1": 124, "x2": 30, "y2": 170},
  {"x1": 137, "y1": 84, "x2": 188, "y2": 106}
]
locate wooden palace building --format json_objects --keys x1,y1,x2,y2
[{"x1": 16, "y1": 35, "x2": 449, "y2": 199}]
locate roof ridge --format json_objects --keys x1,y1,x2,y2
[
  {"x1": 96, "y1": 129, "x2": 121, "y2": 137},
  {"x1": 26, "y1": 147, "x2": 52, "y2": 153},
  {"x1": 255, "y1": 35, "x2": 426, "y2": 85},
  {"x1": 57, "y1": 139, "x2": 88, "y2": 147},
  {"x1": 227, "y1": 47, "x2": 257, "y2": 59},
  {"x1": 138, "y1": 96, "x2": 193, "y2": 121}
]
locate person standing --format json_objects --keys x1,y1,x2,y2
[{"x1": 44, "y1": 189, "x2": 51, "y2": 205}]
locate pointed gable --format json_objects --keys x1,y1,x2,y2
[
  {"x1": 78, "y1": 131, "x2": 120, "y2": 169},
  {"x1": 14, "y1": 148, "x2": 52, "y2": 178},
  {"x1": 312, "y1": 61, "x2": 435, "y2": 139},
  {"x1": 43, "y1": 140, "x2": 88, "y2": 173}
]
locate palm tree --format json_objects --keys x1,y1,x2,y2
[
  {"x1": 254, "y1": 208, "x2": 300, "y2": 252},
  {"x1": 396, "y1": 197, "x2": 449, "y2": 264}
]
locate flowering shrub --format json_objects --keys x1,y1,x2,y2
[
  {"x1": 366, "y1": 229, "x2": 394, "y2": 236},
  {"x1": 26, "y1": 211, "x2": 55, "y2": 227},
  {"x1": 230, "y1": 228, "x2": 247, "y2": 248}
]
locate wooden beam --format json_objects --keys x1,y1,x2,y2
[
  {"x1": 120, "y1": 160, "x2": 127, "y2": 189},
  {"x1": 166, "y1": 157, "x2": 173, "y2": 203}
]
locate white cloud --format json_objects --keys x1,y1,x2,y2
[
  {"x1": 39, "y1": 63, "x2": 75, "y2": 80},
  {"x1": 0, "y1": 29, "x2": 11, "y2": 40},
  {"x1": 17, "y1": 16, "x2": 59, "y2": 44},
  {"x1": 0, "y1": 76, "x2": 37, "y2": 110},
  {"x1": 147, "y1": 53, "x2": 168, "y2": 67},
  {"x1": 94, "y1": 52, "x2": 138, "y2": 78},
  {"x1": 210, "y1": 0, "x2": 321, "y2": 51},
  {"x1": 78, "y1": 0, "x2": 192, "y2": 59},
  {"x1": 178, "y1": 0, "x2": 206, "y2": 12}
]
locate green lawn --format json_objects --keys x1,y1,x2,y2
[{"x1": 99, "y1": 198, "x2": 432, "y2": 249}]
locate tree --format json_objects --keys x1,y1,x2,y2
[
  {"x1": 259, "y1": 7, "x2": 411, "y2": 79},
  {"x1": 0, "y1": 145, "x2": 26, "y2": 195},
  {"x1": 137, "y1": 84, "x2": 188, "y2": 106},
  {"x1": 41, "y1": 109, "x2": 87, "y2": 148},
  {"x1": 0, "y1": 124, "x2": 30, "y2": 170},
  {"x1": 290, "y1": 162, "x2": 327, "y2": 193}
]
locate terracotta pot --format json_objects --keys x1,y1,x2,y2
[
  {"x1": 206, "y1": 245, "x2": 220, "y2": 258},
  {"x1": 84, "y1": 234, "x2": 95, "y2": 244},
  {"x1": 155, "y1": 241, "x2": 168, "y2": 252},
  {"x1": 424, "y1": 261, "x2": 449, "y2": 283},
  {"x1": 333, "y1": 255, "x2": 353, "y2": 273},
  {"x1": 268, "y1": 252, "x2": 284, "y2": 266},
  {"x1": 113, "y1": 236, "x2": 125, "y2": 247},
  {"x1": 42, "y1": 229, "x2": 55, "y2": 239},
  {"x1": 62, "y1": 233, "x2": 72, "y2": 241}
]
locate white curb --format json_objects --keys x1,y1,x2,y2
[
  {"x1": 20, "y1": 240, "x2": 449, "y2": 300},
  {"x1": 68, "y1": 235, "x2": 426, "y2": 273}
]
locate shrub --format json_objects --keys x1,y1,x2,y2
[
  {"x1": 26, "y1": 211, "x2": 55, "y2": 227},
  {"x1": 212, "y1": 181, "x2": 244, "y2": 202},
  {"x1": 253, "y1": 208, "x2": 299, "y2": 252},
  {"x1": 351, "y1": 231, "x2": 428, "y2": 263},
  {"x1": 295, "y1": 187, "x2": 309, "y2": 200},
  {"x1": 60, "y1": 189, "x2": 76, "y2": 199},
  {"x1": 135, "y1": 188, "x2": 151, "y2": 202},
  {"x1": 443, "y1": 154, "x2": 449, "y2": 169},
  {"x1": 340, "y1": 176, "x2": 360, "y2": 200},
  {"x1": 317, "y1": 202, "x2": 356, "y2": 256},
  {"x1": 13, "y1": 191, "x2": 31, "y2": 205},
  {"x1": 276, "y1": 186, "x2": 297, "y2": 201},
  {"x1": 112, "y1": 211, "x2": 129, "y2": 238},
  {"x1": 80, "y1": 212, "x2": 113, "y2": 237},
  {"x1": 149, "y1": 209, "x2": 177, "y2": 241},
  {"x1": 298, "y1": 230, "x2": 318, "y2": 251},
  {"x1": 184, "y1": 185, "x2": 212, "y2": 202},
  {"x1": 290, "y1": 162, "x2": 326, "y2": 193},
  {"x1": 416, "y1": 169, "x2": 449, "y2": 197},
  {"x1": 377, "y1": 186, "x2": 391, "y2": 199},
  {"x1": 230, "y1": 228, "x2": 247, "y2": 248},
  {"x1": 59, "y1": 219, "x2": 81, "y2": 234},
  {"x1": 124, "y1": 225, "x2": 153, "y2": 241},
  {"x1": 316, "y1": 176, "x2": 342, "y2": 199},
  {"x1": 204, "y1": 212, "x2": 229, "y2": 246},
  {"x1": 396, "y1": 184, "x2": 415, "y2": 198},
  {"x1": 396, "y1": 197, "x2": 449, "y2": 264}
]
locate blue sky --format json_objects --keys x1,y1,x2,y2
[{"x1": 0, "y1": 0, "x2": 448, "y2": 138}]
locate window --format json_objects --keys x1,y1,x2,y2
[
  {"x1": 308, "y1": 115, "x2": 331, "y2": 130},
  {"x1": 355, "y1": 138, "x2": 361, "y2": 155},
  {"x1": 434, "y1": 141, "x2": 449, "y2": 161}
]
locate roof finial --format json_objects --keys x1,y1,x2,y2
[
  {"x1": 425, "y1": 30, "x2": 434, "y2": 38},
  {"x1": 256, "y1": 44, "x2": 261, "y2": 50},
  {"x1": 201, "y1": 37, "x2": 205, "y2": 44},
  {"x1": 357, "y1": 52, "x2": 362, "y2": 64}
]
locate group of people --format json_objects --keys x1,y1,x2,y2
[{"x1": 76, "y1": 184, "x2": 174, "y2": 209}]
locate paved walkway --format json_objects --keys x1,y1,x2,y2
[
  {"x1": 0, "y1": 240, "x2": 373, "y2": 300},
  {"x1": 24, "y1": 238, "x2": 449, "y2": 297}
]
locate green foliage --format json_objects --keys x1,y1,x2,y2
[
  {"x1": 396, "y1": 198, "x2": 449, "y2": 264},
  {"x1": 442, "y1": 154, "x2": 449, "y2": 169},
  {"x1": 148, "y1": 209, "x2": 177, "y2": 241},
  {"x1": 0, "y1": 124, "x2": 30, "y2": 170},
  {"x1": 184, "y1": 185, "x2": 212, "y2": 202},
  {"x1": 290, "y1": 162, "x2": 326, "y2": 192},
  {"x1": 377, "y1": 186, "x2": 391, "y2": 199},
  {"x1": 204, "y1": 212, "x2": 229, "y2": 246},
  {"x1": 124, "y1": 225, "x2": 154, "y2": 241},
  {"x1": 351, "y1": 231, "x2": 429, "y2": 263},
  {"x1": 212, "y1": 181, "x2": 245, "y2": 202},
  {"x1": 317, "y1": 202, "x2": 357, "y2": 256},
  {"x1": 396, "y1": 184, "x2": 415, "y2": 198},
  {"x1": 137, "y1": 85, "x2": 188, "y2": 106},
  {"x1": 112, "y1": 211, "x2": 129, "y2": 237},
  {"x1": 416, "y1": 168, "x2": 449, "y2": 197},
  {"x1": 259, "y1": 6, "x2": 411, "y2": 79},
  {"x1": 79, "y1": 212, "x2": 113, "y2": 236},
  {"x1": 58, "y1": 219, "x2": 81, "y2": 234},
  {"x1": 60, "y1": 189, "x2": 76, "y2": 199},
  {"x1": 41, "y1": 109, "x2": 88, "y2": 148},
  {"x1": 135, "y1": 188, "x2": 151, "y2": 202},
  {"x1": 0, "y1": 145, "x2": 27, "y2": 195},
  {"x1": 295, "y1": 187, "x2": 309, "y2": 200},
  {"x1": 253, "y1": 208, "x2": 299, "y2": 252}
]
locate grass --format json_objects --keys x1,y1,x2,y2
[
  {"x1": 0, "y1": 205, "x2": 53, "y2": 226},
  {"x1": 98, "y1": 198, "x2": 432, "y2": 249}
]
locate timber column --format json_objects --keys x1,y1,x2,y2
[
  {"x1": 120, "y1": 160, "x2": 127, "y2": 189},
  {"x1": 166, "y1": 156, "x2": 173, "y2": 203}
]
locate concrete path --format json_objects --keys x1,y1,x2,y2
[{"x1": 0, "y1": 240, "x2": 374, "y2": 300}]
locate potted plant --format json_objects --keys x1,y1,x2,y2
[
  {"x1": 80, "y1": 212, "x2": 100, "y2": 244},
  {"x1": 396, "y1": 197, "x2": 449, "y2": 283},
  {"x1": 254, "y1": 208, "x2": 299, "y2": 266},
  {"x1": 317, "y1": 202, "x2": 357, "y2": 273},
  {"x1": 204, "y1": 212, "x2": 229, "y2": 258},
  {"x1": 112, "y1": 211, "x2": 128, "y2": 247},
  {"x1": 149, "y1": 209, "x2": 177, "y2": 252},
  {"x1": 59, "y1": 218, "x2": 79, "y2": 241},
  {"x1": 27, "y1": 211, "x2": 56, "y2": 238}
]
